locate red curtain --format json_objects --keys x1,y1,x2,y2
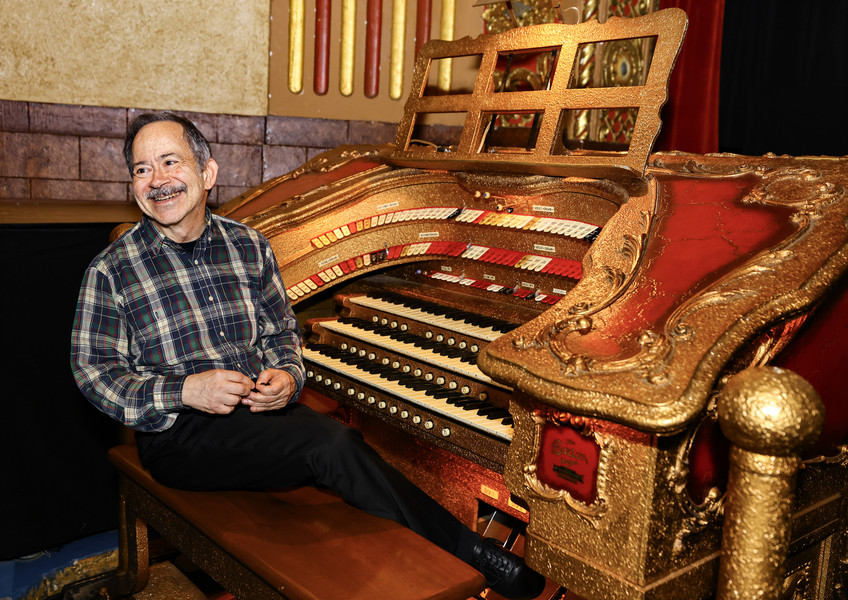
[{"x1": 654, "y1": 0, "x2": 725, "y2": 153}]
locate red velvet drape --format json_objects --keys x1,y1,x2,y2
[{"x1": 654, "y1": 0, "x2": 725, "y2": 153}]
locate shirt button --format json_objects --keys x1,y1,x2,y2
[
  {"x1": 219, "y1": 331, "x2": 225, "y2": 337},
  {"x1": 208, "y1": 296, "x2": 213, "y2": 301},
  {"x1": 194, "y1": 260, "x2": 199, "y2": 265}
]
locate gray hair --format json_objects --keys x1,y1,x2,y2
[{"x1": 123, "y1": 112, "x2": 212, "y2": 175}]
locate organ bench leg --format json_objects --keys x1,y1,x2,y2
[
  {"x1": 717, "y1": 366, "x2": 825, "y2": 600},
  {"x1": 110, "y1": 476, "x2": 151, "y2": 597}
]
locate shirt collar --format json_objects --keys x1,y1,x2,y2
[{"x1": 139, "y1": 208, "x2": 215, "y2": 255}]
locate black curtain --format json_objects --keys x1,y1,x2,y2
[
  {"x1": 719, "y1": 1, "x2": 848, "y2": 156},
  {"x1": 0, "y1": 224, "x2": 121, "y2": 559}
]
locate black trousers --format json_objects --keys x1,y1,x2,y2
[{"x1": 135, "y1": 403, "x2": 478, "y2": 562}]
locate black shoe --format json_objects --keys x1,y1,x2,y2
[{"x1": 471, "y1": 538, "x2": 546, "y2": 600}]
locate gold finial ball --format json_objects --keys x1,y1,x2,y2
[{"x1": 718, "y1": 367, "x2": 824, "y2": 456}]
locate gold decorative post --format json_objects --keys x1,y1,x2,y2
[
  {"x1": 340, "y1": 0, "x2": 357, "y2": 96},
  {"x1": 437, "y1": 0, "x2": 456, "y2": 92},
  {"x1": 288, "y1": 0, "x2": 306, "y2": 94},
  {"x1": 717, "y1": 367, "x2": 825, "y2": 600},
  {"x1": 389, "y1": 0, "x2": 408, "y2": 100}
]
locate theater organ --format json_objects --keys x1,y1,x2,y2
[{"x1": 218, "y1": 10, "x2": 848, "y2": 600}]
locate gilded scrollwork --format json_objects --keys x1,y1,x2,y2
[
  {"x1": 483, "y1": 0, "x2": 561, "y2": 34},
  {"x1": 522, "y1": 407, "x2": 614, "y2": 525},
  {"x1": 608, "y1": 0, "x2": 657, "y2": 18},
  {"x1": 745, "y1": 167, "x2": 845, "y2": 213},
  {"x1": 802, "y1": 444, "x2": 848, "y2": 467},
  {"x1": 669, "y1": 400, "x2": 726, "y2": 555},
  {"x1": 512, "y1": 209, "x2": 669, "y2": 381},
  {"x1": 512, "y1": 209, "x2": 650, "y2": 357}
]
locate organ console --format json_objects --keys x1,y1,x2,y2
[{"x1": 219, "y1": 9, "x2": 848, "y2": 600}]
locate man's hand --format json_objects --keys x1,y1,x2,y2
[
  {"x1": 182, "y1": 369, "x2": 254, "y2": 414},
  {"x1": 241, "y1": 369, "x2": 296, "y2": 412}
]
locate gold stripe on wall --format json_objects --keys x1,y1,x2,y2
[
  {"x1": 287, "y1": 0, "x2": 305, "y2": 93},
  {"x1": 437, "y1": 0, "x2": 456, "y2": 92},
  {"x1": 340, "y1": 0, "x2": 357, "y2": 96},
  {"x1": 389, "y1": 0, "x2": 408, "y2": 100}
]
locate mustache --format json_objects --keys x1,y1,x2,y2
[{"x1": 146, "y1": 183, "x2": 187, "y2": 201}]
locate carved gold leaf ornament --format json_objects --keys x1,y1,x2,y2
[
  {"x1": 745, "y1": 167, "x2": 845, "y2": 212},
  {"x1": 521, "y1": 407, "x2": 615, "y2": 524},
  {"x1": 669, "y1": 399, "x2": 726, "y2": 556},
  {"x1": 483, "y1": 0, "x2": 561, "y2": 34},
  {"x1": 512, "y1": 207, "x2": 654, "y2": 379},
  {"x1": 803, "y1": 444, "x2": 848, "y2": 467}
]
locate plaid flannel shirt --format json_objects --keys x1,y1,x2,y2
[{"x1": 71, "y1": 211, "x2": 304, "y2": 432}]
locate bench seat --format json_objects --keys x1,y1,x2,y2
[{"x1": 107, "y1": 443, "x2": 486, "y2": 600}]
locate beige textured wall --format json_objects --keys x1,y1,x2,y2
[{"x1": 0, "y1": 0, "x2": 270, "y2": 116}]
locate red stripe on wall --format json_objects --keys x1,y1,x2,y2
[
  {"x1": 314, "y1": 0, "x2": 331, "y2": 95},
  {"x1": 416, "y1": 0, "x2": 432, "y2": 57},
  {"x1": 365, "y1": 0, "x2": 382, "y2": 98}
]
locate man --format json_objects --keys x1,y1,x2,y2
[{"x1": 71, "y1": 112, "x2": 545, "y2": 600}]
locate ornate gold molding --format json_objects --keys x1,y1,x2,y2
[
  {"x1": 668, "y1": 399, "x2": 725, "y2": 556},
  {"x1": 521, "y1": 406, "x2": 615, "y2": 525},
  {"x1": 802, "y1": 444, "x2": 848, "y2": 467},
  {"x1": 510, "y1": 206, "x2": 654, "y2": 376},
  {"x1": 483, "y1": 0, "x2": 561, "y2": 34}
]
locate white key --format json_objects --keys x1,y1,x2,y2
[
  {"x1": 348, "y1": 296, "x2": 504, "y2": 341},
  {"x1": 303, "y1": 347, "x2": 513, "y2": 441}
]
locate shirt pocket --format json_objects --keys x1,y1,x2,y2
[{"x1": 125, "y1": 292, "x2": 192, "y2": 366}]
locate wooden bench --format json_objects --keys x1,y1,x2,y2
[{"x1": 107, "y1": 444, "x2": 486, "y2": 600}]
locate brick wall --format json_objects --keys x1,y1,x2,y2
[{"x1": 0, "y1": 100, "x2": 400, "y2": 213}]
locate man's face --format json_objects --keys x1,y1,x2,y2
[{"x1": 130, "y1": 121, "x2": 218, "y2": 242}]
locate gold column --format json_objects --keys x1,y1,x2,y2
[
  {"x1": 717, "y1": 367, "x2": 825, "y2": 600},
  {"x1": 389, "y1": 0, "x2": 408, "y2": 100},
  {"x1": 340, "y1": 0, "x2": 357, "y2": 96},
  {"x1": 437, "y1": 0, "x2": 456, "y2": 92},
  {"x1": 288, "y1": 0, "x2": 306, "y2": 94}
]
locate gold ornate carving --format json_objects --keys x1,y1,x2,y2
[
  {"x1": 483, "y1": 0, "x2": 561, "y2": 34},
  {"x1": 528, "y1": 167, "x2": 842, "y2": 384},
  {"x1": 289, "y1": 146, "x2": 387, "y2": 179},
  {"x1": 479, "y1": 155, "x2": 848, "y2": 437},
  {"x1": 583, "y1": 0, "x2": 600, "y2": 22},
  {"x1": 511, "y1": 208, "x2": 679, "y2": 383},
  {"x1": 669, "y1": 400, "x2": 725, "y2": 556},
  {"x1": 746, "y1": 166, "x2": 845, "y2": 212},
  {"x1": 608, "y1": 0, "x2": 657, "y2": 18},
  {"x1": 602, "y1": 39, "x2": 643, "y2": 87},
  {"x1": 802, "y1": 444, "x2": 848, "y2": 467},
  {"x1": 521, "y1": 406, "x2": 614, "y2": 524},
  {"x1": 649, "y1": 154, "x2": 762, "y2": 175},
  {"x1": 780, "y1": 562, "x2": 812, "y2": 600}
]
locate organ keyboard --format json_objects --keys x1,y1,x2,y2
[
  {"x1": 303, "y1": 290, "x2": 520, "y2": 469},
  {"x1": 219, "y1": 10, "x2": 848, "y2": 600}
]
